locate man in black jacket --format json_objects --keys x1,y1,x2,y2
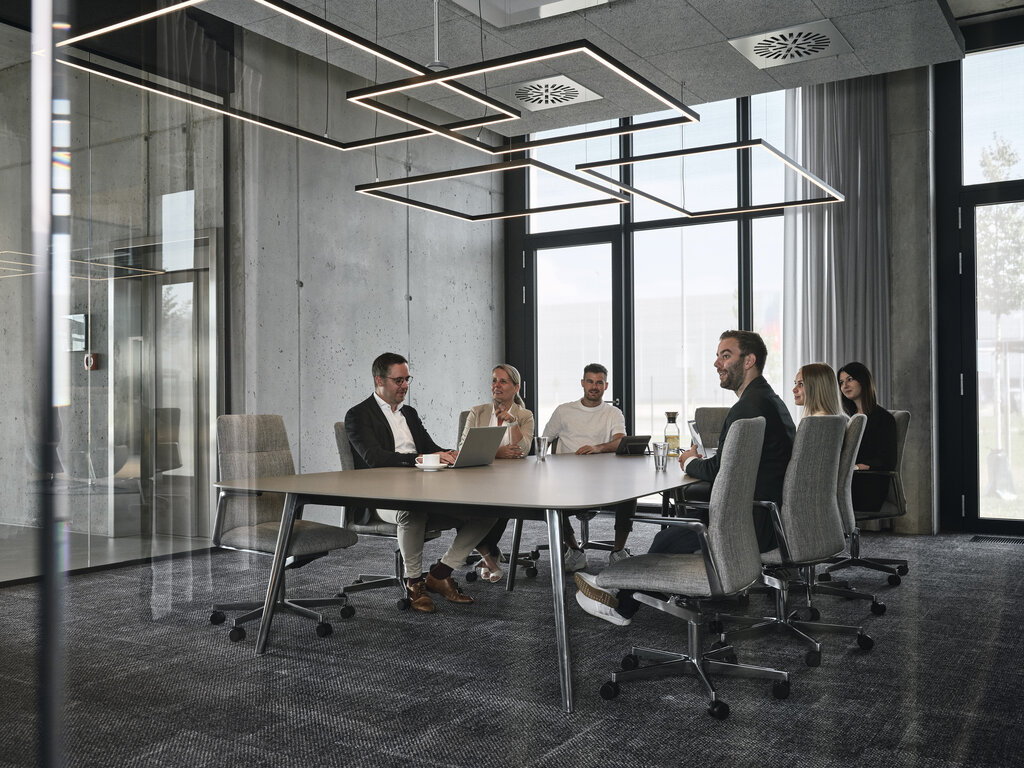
[
  {"x1": 345, "y1": 352, "x2": 495, "y2": 614},
  {"x1": 673, "y1": 329, "x2": 795, "y2": 552},
  {"x1": 574, "y1": 330, "x2": 796, "y2": 625}
]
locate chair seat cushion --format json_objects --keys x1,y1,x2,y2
[
  {"x1": 595, "y1": 553, "x2": 711, "y2": 598},
  {"x1": 221, "y1": 519, "x2": 357, "y2": 556}
]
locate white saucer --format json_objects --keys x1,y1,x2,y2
[{"x1": 415, "y1": 463, "x2": 449, "y2": 471}]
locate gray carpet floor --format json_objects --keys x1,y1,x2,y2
[{"x1": 2, "y1": 522, "x2": 1023, "y2": 768}]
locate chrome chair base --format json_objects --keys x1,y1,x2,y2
[
  {"x1": 601, "y1": 592, "x2": 790, "y2": 718},
  {"x1": 715, "y1": 570, "x2": 874, "y2": 665}
]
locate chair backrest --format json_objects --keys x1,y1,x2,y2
[
  {"x1": 887, "y1": 410, "x2": 911, "y2": 515},
  {"x1": 837, "y1": 414, "x2": 867, "y2": 535},
  {"x1": 694, "y1": 406, "x2": 730, "y2": 450},
  {"x1": 214, "y1": 415, "x2": 294, "y2": 541},
  {"x1": 775, "y1": 415, "x2": 847, "y2": 563},
  {"x1": 707, "y1": 417, "x2": 766, "y2": 594},
  {"x1": 458, "y1": 410, "x2": 470, "y2": 448}
]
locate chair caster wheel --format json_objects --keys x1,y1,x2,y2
[
  {"x1": 817, "y1": 571, "x2": 832, "y2": 582},
  {"x1": 708, "y1": 700, "x2": 730, "y2": 720},
  {"x1": 396, "y1": 598, "x2": 411, "y2": 611},
  {"x1": 857, "y1": 632, "x2": 874, "y2": 651},
  {"x1": 621, "y1": 654, "x2": 639, "y2": 671},
  {"x1": 315, "y1": 622, "x2": 333, "y2": 638},
  {"x1": 897, "y1": 565, "x2": 909, "y2": 576},
  {"x1": 340, "y1": 605, "x2": 355, "y2": 619},
  {"x1": 804, "y1": 606, "x2": 821, "y2": 621},
  {"x1": 772, "y1": 680, "x2": 791, "y2": 700},
  {"x1": 870, "y1": 600, "x2": 886, "y2": 615},
  {"x1": 530, "y1": 550, "x2": 541, "y2": 561},
  {"x1": 599, "y1": 681, "x2": 620, "y2": 700},
  {"x1": 805, "y1": 649, "x2": 821, "y2": 667},
  {"x1": 465, "y1": 570, "x2": 478, "y2": 583},
  {"x1": 708, "y1": 619, "x2": 724, "y2": 635},
  {"x1": 228, "y1": 627, "x2": 246, "y2": 643},
  {"x1": 209, "y1": 611, "x2": 226, "y2": 625},
  {"x1": 887, "y1": 574, "x2": 902, "y2": 587},
  {"x1": 526, "y1": 566, "x2": 539, "y2": 578}
]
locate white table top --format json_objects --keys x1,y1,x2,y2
[{"x1": 216, "y1": 452, "x2": 694, "y2": 511}]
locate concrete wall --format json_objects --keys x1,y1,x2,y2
[
  {"x1": 227, "y1": 32, "x2": 505, "y2": 523},
  {"x1": 888, "y1": 67, "x2": 938, "y2": 534}
]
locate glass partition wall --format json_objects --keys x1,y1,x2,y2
[{"x1": 0, "y1": 20, "x2": 218, "y2": 582}]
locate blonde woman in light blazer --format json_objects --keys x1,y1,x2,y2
[{"x1": 459, "y1": 363, "x2": 534, "y2": 582}]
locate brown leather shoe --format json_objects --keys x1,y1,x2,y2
[
  {"x1": 425, "y1": 573, "x2": 474, "y2": 604},
  {"x1": 406, "y1": 580, "x2": 435, "y2": 613}
]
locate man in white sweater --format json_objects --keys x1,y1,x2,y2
[{"x1": 542, "y1": 363, "x2": 631, "y2": 572}]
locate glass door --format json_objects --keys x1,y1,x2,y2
[
  {"x1": 972, "y1": 200, "x2": 1024, "y2": 525},
  {"x1": 534, "y1": 242, "x2": 622, "y2": 434}
]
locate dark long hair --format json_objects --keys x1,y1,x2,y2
[{"x1": 837, "y1": 361, "x2": 879, "y2": 416}]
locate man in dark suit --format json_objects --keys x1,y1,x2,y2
[
  {"x1": 574, "y1": 330, "x2": 796, "y2": 625},
  {"x1": 672, "y1": 329, "x2": 796, "y2": 552},
  {"x1": 345, "y1": 352, "x2": 494, "y2": 614}
]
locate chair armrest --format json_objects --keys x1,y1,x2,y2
[
  {"x1": 628, "y1": 516, "x2": 726, "y2": 598},
  {"x1": 754, "y1": 499, "x2": 794, "y2": 563},
  {"x1": 211, "y1": 488, "x2": 264, "y2": 547}
]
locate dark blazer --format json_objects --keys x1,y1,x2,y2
[
  {"x1": 852, "y1": 406, "x2": 897, "y2": 511},
  {"x1": 344, "y1": 394, "x2": 446, "y2": 470},
  {"x1": 686, "y1": 375, "x2": 796, "y2": 506},
  {"x1": 343, "y1": 395, "x2": 448, "y2": 526}
]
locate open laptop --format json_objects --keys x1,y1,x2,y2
[
  {"x1": 688, "y1": 419, "x2": 717, "y2": 459},
  {"x1": 450, "y1": 426, "x2": 508, "y2": 468}
]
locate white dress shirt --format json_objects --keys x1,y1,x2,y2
[{"x1": 374, "y1": 392, "x2": 417, "y2": 454}]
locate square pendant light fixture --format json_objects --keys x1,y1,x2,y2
[
  {"x1": 355, "y1": 159, "x2": 629, "y2": 221},
  {"x1": 56, "y1": 0, "x2": 513, "y2": 151},
  {"x1": 347, "y1": 39, "x2": 700, "y2": 156},
  {"x1": 576, "y1": 139, "x2": 844, "y2": 218}
]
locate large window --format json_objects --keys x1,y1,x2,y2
[
  {"x1": 962, "y1": 46, "x2": 1024, "y2": 186},
  {"x1": 518, "y1": 95, "x2": 796, "y2": 441}
]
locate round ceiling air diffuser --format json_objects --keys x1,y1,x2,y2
[
  {"x1": 753, "y1": 31, "x2": 831, "y2": 62},
  {"x1": 514, "y1": 81, "x2": 581, "y2": 106}
]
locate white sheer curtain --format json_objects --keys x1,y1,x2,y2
[{"x1": 782, "y1": 76, "x2": 892, "y2": 405}]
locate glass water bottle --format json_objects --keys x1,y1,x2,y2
[{"x1": 664, "y1": 411, "x2": 680, "y2": 456}]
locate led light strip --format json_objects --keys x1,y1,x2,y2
[
  {"x1": 347, "y1": 39, "x2": 700, "y2": 156},
  {"x1": 56, "y1": 0, "x2": 515, "y2": 148},
  {"x1": 355, "y1": 158, "x2": 629, "y2": 221},
  {"x1": 576, "y1": 139, "x2": 844, "y2": 218}
]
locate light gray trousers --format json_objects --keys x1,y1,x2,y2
[{"x1": 377, "y1": 509, "x2": 496, "y2": 578}]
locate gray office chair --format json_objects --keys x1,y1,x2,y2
[
  {"x1": 593, "y1": 417, "x2": 790, "y2": 720},
  {"x1": 714, "y1": 415, "x2": 874, "y2": 667},
  {"x1": 808, "y1": 414, "x2": 887, "y2": 615},
  {"x1": 209, "y1": 414, "x2": 357, "y2": 642},
  {"x1": 694, "y1": 406, "x2": 730, "y2": 452},
  {"x1": 820, "y1": 409, "x2": 911, "y2": 586},
  {"x1": 334, "y1": 421, "x2": 443, "y2": 609}
]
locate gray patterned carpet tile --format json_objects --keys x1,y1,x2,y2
[{"x1": 2, "y1": 525, "x2": 1024, "y2": 767}]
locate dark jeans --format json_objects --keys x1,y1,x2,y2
[{"x1": 562, "y1": 500, "x2": 636, "y2": 542}]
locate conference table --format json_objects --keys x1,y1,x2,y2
[{"x1": 216, "y1": 452, "x2": 692, "y2": 713}]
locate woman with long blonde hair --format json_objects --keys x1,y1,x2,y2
[{"x1": 792, "y1": 362, "x2": 843, "y2": 417}]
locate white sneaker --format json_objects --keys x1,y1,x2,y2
[
  {"x1": 574, "y1": 572, "x2": 618, "y2": 608},
  {"x1": 575, "y1": 590, "x2": 631, "y2": 626},
  {"x1": 563, "y1": 548, "x2": 588, "y2": 573},
  {"x1": 608, "y1": 548, "x2": 632, "y2": 565}
]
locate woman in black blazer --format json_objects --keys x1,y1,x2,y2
[{"x1": 838, "y1": 362, "x2": 897, "y2": 511}]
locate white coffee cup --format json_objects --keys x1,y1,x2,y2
[{"x1": 420, "y1": 453, "x2": 441, "y2": 467}]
